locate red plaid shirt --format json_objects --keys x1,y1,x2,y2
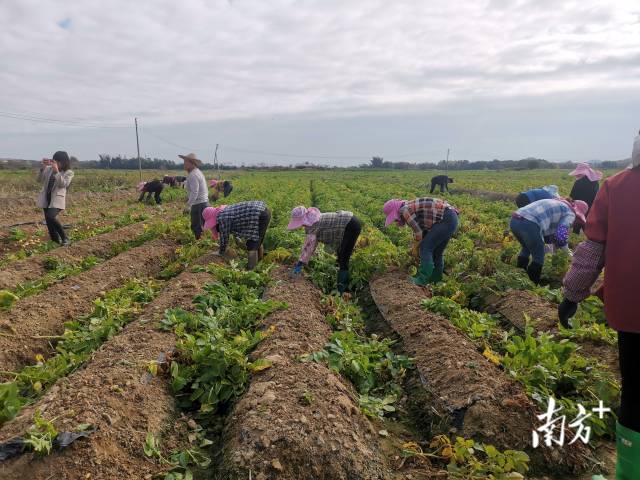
[{"x1": 399, "y1": 198, "x2": 454, "y2": 241}]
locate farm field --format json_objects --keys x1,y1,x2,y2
[{"x1": 0, "y1": 167, "x2": 621, "y2": 479}]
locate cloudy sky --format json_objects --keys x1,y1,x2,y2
[{"x1": 1, "y1": 0, "x2": 639, "y2": 165}]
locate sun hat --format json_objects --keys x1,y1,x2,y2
[
  {"x1": 569, "y1": 163, "x2": 603, "y2": 182},
  {"x1": 287, "y1": 206, "x2": 321, "y2": 230},
  {"x1": 209, "y1": 179, "x2": 219, "y2": 188},
  {"x1": 137, "y1": 181, "x2": 147, "y2": 192},
  {"x1": 571, "y1": 200, "x2": 589, "y2": 225},
  {"x1": 383, "y1": 199, "x2": 405, "y2": 227},
  {"x1": 179, "y1": 153, "x2": 203, "y2": 168},
  {"x1": 202, "y1": 205, "x2": 227, "y2": 239}
]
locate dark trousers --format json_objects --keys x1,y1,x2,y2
[
  {"x1": 420, "y1": 209, "x2": 458, "y2": 271},
  {"x1": 515, "y1": 193, "x2": 531, "y2": 209},
  {"x1": 510, "y1": 216, "x2": 545, "y2": 265},
  {"x1": 430, "y1": 182, "x2": 448, "y2": 194},
  {"x1": 138, "y1": 189, "x2": 162, "y2": 204},
  {"x1": 619, "y1": 331, "x2": 640, "y2": 431},
  {"x1": 190, "y1": 202, "x2": 208, "y2": 239},
  {"x1": 246, "y1": 208, "x2": 271, "y2": 250},
  {"x1": 337, "y1": 216, "x2": 362, "y2": 270},
  {"x1": 43, "y1": 208, "x2": 67, "y2": 243}
]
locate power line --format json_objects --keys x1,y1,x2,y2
[{"x1": 0, "y1": 110, "x2": 128, "y2": 129}]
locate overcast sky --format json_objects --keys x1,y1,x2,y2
[{"x1": 1, "y1": 0, "x2": 639, "y2": 165}]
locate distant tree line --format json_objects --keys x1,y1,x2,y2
[{"x1": 87, "y1": 154, "x2": 237, "y2": 170}]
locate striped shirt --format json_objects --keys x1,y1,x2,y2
[
  {"x1": 516, "y1": 199, "x2": 575, "y2": 238},
  {"x1": 299, "y1": 211, "x2": 354, "y2": 263},
  {"x1": 217, "y1": 201, "x2": 267, "y2": 254},
  {"x1": 399, "y1": 198, "x2": 454, "y2": 241}
]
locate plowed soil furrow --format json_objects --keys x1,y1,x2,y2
[
  {"x1": 0, "y1": 239, "x2": 177, "y2": 377},
  {"x1": 370, "y1": 271, "x2": 589, "y2": 475},
  {"x1": 0, "y1": 220, "x2": 153, "y2": 291},
  {"x1": 488, "y1": 290, "x2": 620, "y2": 377},
  {"x1": 219, "y1": 270, "x2": 392, "y2": 480},
  {"x1": 0, "y1": 270, "x2": 213, "y2": 480}
]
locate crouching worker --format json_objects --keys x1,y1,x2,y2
[
  {"x1": 515, "y1": 185, "x2": 559, "y2": 208},
  {"x1": 287, "y1": 206, "x2": 362, "y2": 294},
  {"x1": 383, "y1": 197, "x2": 459, "y2": 286},
  {"x1": 430, "y1": 175, "x2": 453, "y2": 194},
  {"x1": 510, "y1": 198, "x2": 587, "y2": 284},
  {"x1": 209, "y1": 179, "x2": 233, "y2": 202},
  {"x1": 202, "y1": 201, "x2": 271, "y2": 270},
  {"x1": 559, "y1": 143, "x2": 640, "y2": 478},
  {"x1": 137, "y1": 179, "x2": 164, "y2": 204}
]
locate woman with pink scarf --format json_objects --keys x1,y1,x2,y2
[{"x1": 569, "y1": 163, "x2": 603, "y2": 233}]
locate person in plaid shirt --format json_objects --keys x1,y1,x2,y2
[
  {"x1": 287, "y1": 206, "x2": 362, "y2": 294},
  {"x1": 383, "y1": 197, "x2": 459, "y2": 286},
  {"x1": 510, "y1": 198, "x2": 587, "y2": 284},
  {"x1": 559, "y1": 138, "x2": 640, "y2": 478},
  {"x1": 202, "y1": 200, "x2": 271, "y2": 270}
]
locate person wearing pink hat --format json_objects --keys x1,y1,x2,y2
[
  {"x1": 202, "y1": 200, "x2": 271, "y2": 270},
  {"x1": 209, "y1": 178, "x2": 233, "y2": 202},
  {"x1": 137, "y1": 179, "x2": 164, "y2": 205},
  {"x1": 510, "y1": 198, "x2": 587, "y2": 284},
  {"x1": 287, "y1": 206, "x2": 362, "y2": 294},
  {"x1": 569, "y1": 163, "x2": 603, "y2": 233},
  {"x1": 383, "y1": 197, "x2": 459, "y2": 286},
  {"x1": 560, "y1": 139, "x2": 640, "y2": 478}
]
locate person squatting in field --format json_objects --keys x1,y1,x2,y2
[
  {"x1": 287, "y1": 206, "x2": 362, "y2": 294},
  {"x1": 515, "y1": 185, "x2": 560, "y2": 208},
  {"x1": 202, "y1": 201, "x2": 271, "y2": 270},
  {"x1": 569, "y1": 163, "x2": 603, "y2": 234},
  {"x1": 137, "y1": 179, "x2": 164, "y2": 205},
  {"x1": 510, "y1": 198, "x2": 588, "y2": 285},
  {"x1": 429, "y1": 174, "x2": 453, "y2": 194},
  {"x1": 162, "y1": 175, "x2": 187, "y2": 188},
  {"x1": 209, "y1": 178, "x2": 233, "y2": 202},
  {"x1": 383, "y1": 197, "x2": 459, "y2": 286},
  {"x1": 558, "y1": 132, "x2": 640, "y2": 480},
  {"x1": 37, "y1": 151, "x2": 74, "y2": 246},
  {"x1": 180, "y1": 153, "x2": 209, "y2": 240}
]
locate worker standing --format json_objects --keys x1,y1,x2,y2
[
  {"x1": 383, "y1": 197, "x2": 459, "y2": 286},
  {"x1": 180, "y1": 153, "x2": 209, "y2": 240},
  {"x1": 569, "y1": 163, "x2": 603, "y2": 233},
  {"x1": 559, "y1": 132, "x2": 640, "y2": 479},
  {"x1": 287, "y1": 206, "x2": 362, "y2": 294},
  {"x1": 36, "y1": 151, "x2": 74, "y2": 246}
]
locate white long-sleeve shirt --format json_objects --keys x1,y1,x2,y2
[{"x1": 186, "y1": 168, "x2": 208, "y2": 206}]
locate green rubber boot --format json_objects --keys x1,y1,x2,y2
[
  {"x1": 616, "y1": 422, "x2": 640, "y2": 480},
  {"x1": 337, "y1": 270, "x2": 349, "y2": 294},
  {"x1": 411, "y1": 261, "x2": 434, "y2": 286},
  {"x1": 427, "y1": 266, "x2": 444, "y2": 284}
]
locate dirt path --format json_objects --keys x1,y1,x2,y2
[
  {"x1": 370, "y1": 271, "x2": 590, "y2": 476},
  {"x1": 0, "y1": 269, "x2": 214, "y2": 480},
  {"x1": 0, "y1": 239, "x2": 177, "y2": 377},
  {"x1": 218, "y1": 269, "x2": 393, "y2": 480}
]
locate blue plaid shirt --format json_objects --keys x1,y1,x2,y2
[{"x1": 516, "y1": 199, "x2": 575, "y2": 238}]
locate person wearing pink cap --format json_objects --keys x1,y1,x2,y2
[
  {"x1": 287, "y1": 206, "x2": 362, "y2": 294},
  {"x1": 383, "y1": 197, "x2": 459, "y2": 286},
  {"x1": 209, "y1": 178, "x2": 233, "y2": 202},
  {"x1": 560, "y1": 136, "x2": 640, "y2": 478},
  {"x1": 510, "y1": 198, "x2": 587, "y2": 284},
  {"x1": 569, "y1": 163, "x2": 603, "y2": 233},
  {"x1": 202, "y1": 200, "x2": 271, "y2": 270}
]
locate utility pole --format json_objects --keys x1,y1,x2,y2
[
  {"x1": 135, "y1": 117, "x2": 141, "y2": 181},
  {"x1": 445, "y1": 148, "x2": 450, "y2": 178},
  {"x1": 213, "y1": 143, "x2": 220, "y2": 179}
]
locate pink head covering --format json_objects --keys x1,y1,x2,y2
[
  {"x1": 571, "y1": 200, "x2": 589, "y2": 225},
  {"x1": 137, "y1": 181, "x2": 147, "y2": 192},
  {"x1": 209, "y1": 179, "x2": 218, "y2": 188},
  {"x1": 383, "y1": 199, "x2": 405, "y2": 227},
  {"x1": 569, "y1": 163, "x2": 603, "y2": 182},
  {"x1": 287, "y1": 206, "x2": 321, "y2": 230},
  {"x1": 202, "y1": 205, "x2": 227, "y2": 239}
]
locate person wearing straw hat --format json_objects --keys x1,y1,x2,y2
[
  {"x1": 180, "y1": 153, "x2": 209, "y2": 239},
  {"x1": 287, "y1": 206, "x2": 362, "y2": 294},
  {"x1": 383, "y1": 197, "x2": 459, "y2": 286},
  {"x1": 137, "y1": 179, "x2": 164, "y2": 205},
  {"x1": 515, "y1": 185, "x2": 560, "y2": 208},
  {"x1": 202, "y1": 200, "x2": 271, "y2": 270},
  {"x1": 510, "y1": 198, "x2": 588, "y2": 284},
  {"x1": 569, "y1": 163, "x2": 603, "y2": 233},
  {"x1": 560, "y1": 133, "x2": 640, "y2": 479}
]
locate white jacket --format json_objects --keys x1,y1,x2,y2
[{"x1": 36, "y1": 166, "x2": 74, "y2": 209}]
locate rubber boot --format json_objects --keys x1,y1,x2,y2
[
  {"x1": 411, "y1": 261, "x2": 434, "y2": 286},
  {"x1": 616, "y1": 422, "x2": 640, "y2": 480},
  {"x1": 427, "y1": 266, "x2": 444, "y2": 284},
  {"x1": 527, "y1": 262, "x2": 543, "y2": 285},
  {"x1": 337, "y1": 270, "x2": 349, "y2": 294},
  {"x1": 516, "y1": 256, "x2": 529, "y2": 270},
  {"x1": 247, "y1": 250, "x2": 259, "y2": 270}
]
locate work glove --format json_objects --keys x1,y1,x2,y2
[
  {"x1": 558, "y1": 298, "x2": 578, "y2": 329},
  {"x1": 290, "y1": 261, "x2": 303, "y2": 277}
]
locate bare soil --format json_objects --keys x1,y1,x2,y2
[
  {"x1": 218, "y1": 269, "x2": 394, "y2": 480},
  {"x1": 0, "y1": 269, "x2": 214, "y2": 480},
  {"x1": 370, "y1": 271, "x2": 590, "y2": 476},
  {"x1": 0, "y1": 239, "x2": 177, "y2": 377}
]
